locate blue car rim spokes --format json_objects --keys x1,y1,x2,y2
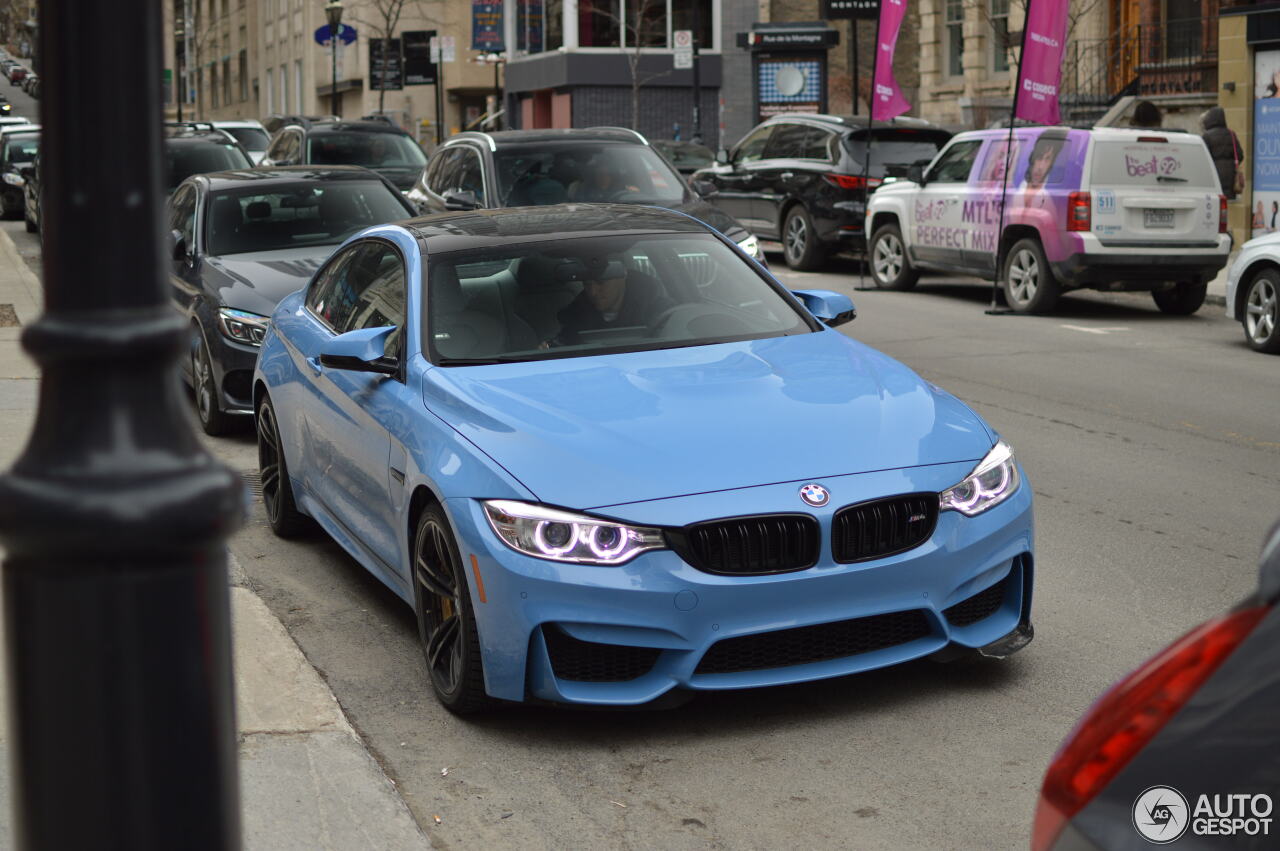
[
  {"x1": 257, "y1": 403, "x2": 283, "y2": 522},
  {"x1": 416, "y1": 519, "x2": 464, "y2": 693}
]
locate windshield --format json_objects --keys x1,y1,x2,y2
[
  {"x1": 223, "y1": 127, "x2": 270, "y2": 151},
  {"x1": 843, "y1": 133, "x2": 950, "y2": 179},
  {"x1": 1090, "y1": 139, "x2": 1218, "y2": 188},
  {"x1": 166, "y1": 142, "x2": 253, "y2": 189},
  {"x1": 205, "y1": 181, "x2": 411, "y2": 256},
  {"x1": 426, "y1": 233, "x2": 813, "y2": 364},
  {"x1": 4, "y1": 134, "x2": 38, "y2": 165},
  {"x1": 494, "y1": 143, "x2": 687, "y2": 207},
  {"x1": 308, "y1": 132, "x2": 427, "y2": 169},
  {"x1": 654, "y1": 142, "x2": 714, "y2": 171}
]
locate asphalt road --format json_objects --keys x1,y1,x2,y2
[{"x1": 8, "y1": 220, "x2": 1277, "y2": 848}]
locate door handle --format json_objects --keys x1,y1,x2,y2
[{"x1": 305, "y1": 356, "x2": 322, "y2": 376}]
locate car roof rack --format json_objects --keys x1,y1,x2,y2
[
  {"x1": 586, "y1": 126, "x2": 649, "y2": 145},
  {"x1": 359, "y1": 113, "x2": 399, "y2": 127}
]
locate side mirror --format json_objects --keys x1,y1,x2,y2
[
  {"x1": 907, "y1": 164, "x2": 926, "y2": 185},
  {"x1": 318, "y1": 326, "x2": 399, "y2": 375},
  {"x1": 791, "y1": 289, "x2": 856, "y2": 328},
  {"x1": 443, "y1": 189, "x2": 479, "y2": 211},
  {"x1": 170, "y1": 229, "x2": 189, "y2": 262},
  {"x1": 716, "y1": 147, "x2": 730, "y2": 164},
  {"x1": 690, "y1": 178, "x2": 717, "y2": 197}
]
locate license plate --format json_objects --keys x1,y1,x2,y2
[{"x1": 1144, "y1": 208, "x2": 1175, "y2": 228}]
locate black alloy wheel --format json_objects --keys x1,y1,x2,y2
[
  {"x1": 1151, "y1": 281, "x2": 1207, "y2": 316},
  {"x1": 782, "y1": 205, "x2": 826, "y2": 271},
  {"x1": 412, "y1": 505, "x2": 492, "y2": 714},
  {"x1": 256, "y1": 395, "x2": 310, "y2": 537},
  {"x1": 192, "y1": 329, "x2": 234, "y2": 436}
]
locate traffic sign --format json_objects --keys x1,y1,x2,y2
[
  {"x1": 674, "y1": 29, "x2": 693, "y2": 69},
  {"x1": 441, "y1": 35, "x2": 456, "y2": 63},
  {"x1": 314, "y1": 23, "x2": 357, "y2": 47}
]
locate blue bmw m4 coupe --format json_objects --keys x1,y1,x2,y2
[{"x1": 253, "y1": 203, "x2": 1034, "y2": 712}]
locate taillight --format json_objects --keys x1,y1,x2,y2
[
  {"x1": 1066, "y1": 191, "x2": 1091, "y2": 232},
  {"x1": 1219, "y1": 194, "x2": 1229, "y2": 234},
  {"x1": 1031, "y1": 604, "x2": 1270, "y2": 851},
  {"x1": 1136, "y1": 136, "x2": 1168, "y2": 143},
  {"x1": 823, "y1": 173, "x2": 882, "y2": 190}
]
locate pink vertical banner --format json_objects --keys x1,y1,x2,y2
[
  {"x1": 1015, "y1": 0, "x2": 1071, "y2": 124},
  {"x1": 870, "y1": 0, "x2": 911, "y2": 121}
]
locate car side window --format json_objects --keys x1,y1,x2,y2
[
  {"x1": 762, "y1": 123, "x2": 806, "y2": 159},
  {"x1": 281, "y1": 131, "x2": 302, "y2": 164},
  {"x1": 306, "y1": 244, "x2": 364, "y2": 330},
  {"x1": 432, "y1": 148, "x2": 465, "y2": 196},
  {"x1": 424, "y1": 152, "x2": 448, "y2": 195},
  {"x1": 733, "y1": 125, "x2": 774, "y2": 165},
  {"x1": 802, "y1": 128, "x2": 838, "y2": 161},
  {"x1": 342, "y1": 244, "x2": 407, "y2": 360},
  {"x1": 169, "y1": 185, "x2": 198, "y2": 250},
  {"x1": 265, "y1": 132, "x2": 289, "y2": 162},
  {"x1": 451, "y1": 147, "x2": 485, "y2": 204},
  {"x1": 925, "y1": 139, "x2": 983, "y2": 184}
]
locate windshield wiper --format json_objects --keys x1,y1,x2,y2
[
  {"x1": 1156, "y1": 175, "x2": 1187, "y2": 183},
  {"x1": 437, "y1": 355, "x2": 531, "y2": 366}
]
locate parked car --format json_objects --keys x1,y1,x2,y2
[
  {"x1": 259, "y1": 117, "x2": 427, "y2": 195},
  {"x1": 212, "y1": 119, "x2": 271, "y2": 165},
  {"x1": 866, "y1": 126, "x2": 1231, "y2": 315},
  {"x1": 650, "y1": 139, "x2": 716, "y2": 176},
  {"x1": 407, "y1": 128, "x2": 767, "y2": 265},
  {"x1": 166, "y1": 166, "x2": 415, "y2": 434},
  {"x1": 0, "y1": 95, "x2": 11, "y2": 116},
  {"x1": 0, "y1": 123, "x2": 38, "y2": 219},
  {"x1": 253, "y1": 203, "x2": 1034, "y2": 713},
  {"x1": 22, "y1": 149, "x2": 41, "y2": 233},
  {"x1": 162, "y1": 123, "x2": 254, "y2": 194},
  {"x1": 6, "y1": 64, "x2": 28, "y2": 84},
  {"x1": 20, "y1": 73, "x2": 36, "y2": 95},
  {"x1": 1032, "y1": 519, "x2": 1280, "y2": 850},
  {"x1": 692, "y1": 114, "x2": 951, "y2": 270},
  {"x1": 1224, "y1": 234, "x2": 1280, "y2": 354}
]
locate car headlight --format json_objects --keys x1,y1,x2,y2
[
  {"x1": 737, "y1": 234, "x2": 762, "y2": 260},
  {"x1": 3, "y1": 171, "x2": 23, "y2": 186},
  {"x1": 939, "y1": 440, "x2": 1021, "y2": 516},
  {"x1": 482, "y1": 500, "x2": 666, "y2": 566},
  {"x1": 216, "y1": 307, "x2": 269, "y2": 346}
]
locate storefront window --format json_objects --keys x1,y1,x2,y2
[
  {"x1": 671, "y1": 0, "x2": 713, "y2": 52},
  {"x1": 579, "y1": 0, "x2": 621, "y2": 48},
  {"x1": 518, "y1": 0, "x2": 564, "y2": 54}
]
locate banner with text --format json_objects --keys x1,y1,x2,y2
[
  {"x1": 870, "y1": 0, "x2": 909, "y2": 121},
  {"x1": 1253, "y1": 49, "x2": 1280, "y2": 237},
  {"x1": 472, "y1": 0, "x2": 504, "y2": 52},
  {"x1": 1014, "y1": 0, "x2": 1069, "y2": 125}
]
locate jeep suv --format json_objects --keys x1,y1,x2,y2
[
  {"x1": 865, "y1": 126, "x2": 1231, "y2": 314},
  {"x1": 692, "y1": 114, "x2": 951, "y2": 270}
]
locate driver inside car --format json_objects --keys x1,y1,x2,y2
[
  {"x1": 571, "y1": 156, "x2": 641, "y2": 202},
  {"x1": 545, "y1": 256, "x2": 674, "y2": 347}
]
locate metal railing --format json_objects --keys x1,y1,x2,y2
[{"x1": 1135, "y1": 16, "x2": 1219, "y2": 97}]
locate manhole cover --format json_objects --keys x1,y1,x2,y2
[{"x1": 0, "y1": 304, "x2": 18, "y2": 327}]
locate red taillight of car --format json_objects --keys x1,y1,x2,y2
[
  {"x1": 823, "y1": 173, "x2": 882, "y2": 190},
  {"x1": 1066, "y1": 191, "x2": 1091, "y2": 232},
  {"x1": 1219, "y1": 194, "x2": 1229, "y2": 234},
  {"x1": 1031, "y1": 604, "x2": 1271, "y2": 851}
]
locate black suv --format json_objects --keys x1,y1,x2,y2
[
  {"x1": 163, "y1": 123, "x2": 254, "y2": 194},
  {"x1": 693, "y1": 114, "x2": 951, "y2": 270},
  {"x1": 406, "y1": 127, "x2": 767, "y2": 265},
  {"x1": 260, "y1": 117, "x2": 428, "y2": 195}
]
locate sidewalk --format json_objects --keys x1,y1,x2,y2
[{"x1": 0, "y1": 228, "x2": 429, "y2": 849}]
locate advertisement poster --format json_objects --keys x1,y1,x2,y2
[
  {"x1": 1014, "y1": 0, "x2": 1069, "y2": 125},
  {"x1": 472, "y1": 0, "x2": 504, "y2": 52},
  {"x1": 870, "y1": 0, "x2": 910, "y2": 121},
  {"x1": 756, "y1": 59, "x2": 823, "y2": 121},
  {"x1": 403, "y1": 30, "x2": 437, "y2": 85},
  {"x1": 370, "y1": 38, "x2": 403, "y2": 90},
  {"x1": 1253, "y1": 49, "x2": 1280, "y2": 238}
]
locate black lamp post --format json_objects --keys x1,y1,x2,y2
[
  {"x1": 325, "y1": 0, "x2": 343, "y2": 117},
  {"x1": 175, "y1": 22, "x2": 184, "y2": 122},
  {"x1": 0, "y1": 0, "x2": 244, "y2": 847}
]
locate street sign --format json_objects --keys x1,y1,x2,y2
[
  {"x1": 314, "y1": 23, "x2": 357, "y2": 47},
  {"x1": 822, "y1": 0, "x2": 879, "y2": 19},
  {"x1": 370, "y1": 38, "x2": 404, "y2": 91},
  {"x1": 430, "y1": 36, "x2": 440, "y2": 63},
  {"x1": 674, "y1": 29, "x2": 693, "y2": 69},
  {"x1": 441, "y1": 34, "x2": 457, "y2": 63},
  {"x1": 403, "y1": 30, "x2": 437, "y2": 85}
]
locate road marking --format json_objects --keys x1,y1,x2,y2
[{"x1": 1059, "y1": 324, "x2": 1130, "y2": 335}]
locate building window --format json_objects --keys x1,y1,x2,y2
[
  {"x1": 223, "y1": 59, "x2": 232, "y2": 106},
  {"x1": 946, "y1": 0, "x2": 964, "y2": 77},
  {"x1": 265, "y1": 67, "x2": 273, "y2": 113},
  {"x1": 295, "y1": 59, "x2": 303, "y2": 113},
  {"x1": 575, "y1": 0, "x2": 711, "y2": 50},
  {"x1": 1164, "y1": 0, "x2": 1201, "y2": 60},
  {"x1": 211, "y1": 64, "x2": 219, "y2": 108},
  {"x1": 239, "y1": 49, "x2": 248, "y2": 101},
  {"x1": 991, "y1": 0, "x2": 1009, "y2": 73},
  {"x1": 672, "y1": 0, "x2": 713, "y2": 53},
  {"x1": 280, "y1": 64, "x2": 288, "y2": 115},
  {"x1": 517, "y1": 0, "x2": 564, "y2": 53},
  {"x1": 579, "y1": 0, "x2": 620, "y2": 48}
]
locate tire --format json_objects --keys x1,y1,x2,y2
[
  {"x1": 1002, "y1": 238, "x2": 1060, "y2": 315},
  {"x1": 782, "y1": 205, "x2": 826, "y2": 271},
  {"x1": 1151, "y1": 282, "x2": 1207, "y2": 316},
  {"x1": 1241, "y1": 269, "x2": 1280, "y2": 353},
  {"x1": 192, "y1": 329, "x2": 235, "y2": 436},
  {"x1": 256, "y1": 394, "x2": 311, "y2": 537},
  {"x1": 869, "y1": 224, "x2": 919, "y2": 290},
  {"x1": 23, "y1": 208, "x2": 35, "y2": 233},
  {"x1": 412, "y1": 505, "x2": 493, "y2": 714}
]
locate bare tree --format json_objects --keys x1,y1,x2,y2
[
  {"x1": 589, "y1": 0, "x2": 675, "y2": 130},
  {"x1": 345, "y1": 0, "x2": 440, "y2": 114},
  {"x1": 186, "y1": 0, "x2": 228, "y2": 119}
]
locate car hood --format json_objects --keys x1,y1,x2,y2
[
  {"x1": 372, "y1": 166, "x2": 421, "y2": 192},
  {"x1": 204, "y1": 245, "x2": 337, "y2": 316},
  {"x1": 422, "y1": 331, "x2": 995, "y2": 509},
  {"x1": 667, "y1": 198, "x2": 750, "y2": 242}
]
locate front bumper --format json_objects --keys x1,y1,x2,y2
[
  {"x1": 445, "y1": 461, "x2": 1035, "y2": 705},
  {"x1": 202, "y1": 323, "x2": 259, "y2": 416}
]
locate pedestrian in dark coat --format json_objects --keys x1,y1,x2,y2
[{"x1": 1201, "y1": 106, "x2": 1244, "y2": 200}]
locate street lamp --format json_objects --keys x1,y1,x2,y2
[
  {"x1": 174, "y1": 22, "x2": 185, "y2": 122},
  {"x1": 325, "y1": 0, "x2": 343, "y2": 117}
]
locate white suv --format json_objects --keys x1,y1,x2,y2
[{"x1": 865, "y1": 126, "x2": 1231, "y2": 314}]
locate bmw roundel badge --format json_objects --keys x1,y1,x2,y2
[{"x1": 799, "y1": 483, "x2": 829, "y2": 507}]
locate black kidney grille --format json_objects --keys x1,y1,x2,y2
[
  {"x1": 832, "y1": 494, "x2": 938, "y2": 563},
  {"x1": 543, "y1": 626, "x2": 662, "y2": 682},
  {"x1": 943, "y1": 577, "x2": 1009, "y2": 628},
  {"x1": 682, "y1": 514, "x2": 820, "y2": 575},
  {"x1": 695, "y1": 609, "x2": 932, "y2": 675}
]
